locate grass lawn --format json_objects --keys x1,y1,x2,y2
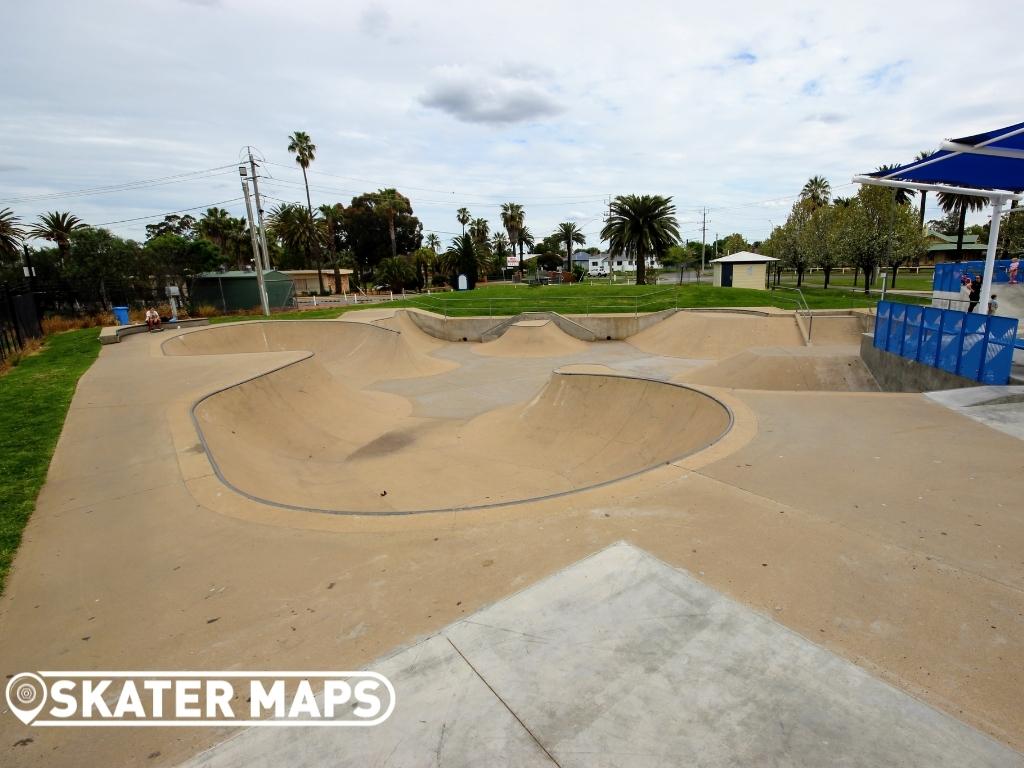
[
  {"x1": 0, "y1": 328, "x2": 101, "y2": 594},
  {"x1": 210, "y1": 283, "x2": 926, "y2": 322},
  {"x1": 778, "y1": 271, "x2": 935, "y2": 292}
]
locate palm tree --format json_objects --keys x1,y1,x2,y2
[
  {"x1": 469, "y1": 217, "x2": 490, "y2": 247},
  {"x1": 287, "y1": 131, "x2": 317, "y2": 214},
  {"x1": 875, "y1": 164, "x2": 916, "y2": 206},
  {"x1": 800, "y1": 176, "x2": 832, "y2": 208},
  {"x1": 377, "y1": 256, "x2": 414, "y2": 293},
  {"x1": 445, "y1": 234, "x2": 478, "y2": 289},
  {"x1": 500, "y1": 202, "x2": 524, "y2": 267},
  {"x1": 318, "y1": 203, "x2": 346, "y2": 293},
  {"x1": 0, "y1": 208, "x2": 24, "y2": 262},
  {"x1": 425, "y1": 233, "x2": 441, "y2": 253},
  {"x1": 28, "y1": 211, "x2": 85, "y2": 268},
  {"x1": 374, "y1": 189, "x2": 411, "y2": 260},
  {"x1": 268, "y1": 204, "x2": 321, "y2": 280},
  {"x1": 491, "y1": 232, "x2": 510, "y2": 270},
  {"x1": 456, "y1": 207, "x2": 471, "y2": 235},
  {"x1": 937, "y1": 191, "x2": 989, "y2": 262},
  {"x1": 600, "y1": 195, "x2": 680, "y2": 286},
  {"x1": 197, "y1": 207, "x2": 234, "y2": 253},
  {"x1": 517, "y1": 226, "x2": 534, "y2": 268},
  {"x1": 556, "y1": 222, "x2": 586, "y2": 271}
]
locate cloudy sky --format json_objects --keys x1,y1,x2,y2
[{"x1": 2, "y1": 0, "x2": 1020, "y2": 249}]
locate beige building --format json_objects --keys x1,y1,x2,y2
[
  {"x1": 711, "y1": 252, "x2": 778, "y2": 289},
  {"x1": 282, "y1": 269, "x2": 353, "y2": 295}
]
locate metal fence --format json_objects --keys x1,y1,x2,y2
[
  {"x1": 873, "y1": 300, "x2": 1018, "y2": 385},
  {"x1": 0, "y1": 284, "x2": 42, "y2": 363}
]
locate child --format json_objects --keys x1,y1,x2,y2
[
  {"x1": 145, "y1": 307, "x2": 162, "y2": 331},
  {"x1": 1009, "y1": 257, "x2": 1019, "y2": 285},
  {"x1": 988, "y1": 294, "x2": 998, "y2": 316}
]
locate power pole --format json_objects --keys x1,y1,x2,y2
[
  {"x1": 239, "y1": 164, "x2": 270, "y2": 316},
  {"x1": 248, "y1": 147, "x2": 272, "y2": 272},
  {"x1": 700, "y1": 207, "x2": 707, "y2": 283}
]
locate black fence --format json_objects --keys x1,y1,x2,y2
[{"x1": 0, "y1": 283, "x2": 42, "y2": 364}]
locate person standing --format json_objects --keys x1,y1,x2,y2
[
  {"x1": 967, "y1": 276, "x2": 982, "y2": 313},
  {"x1": 1009, "y1": 257, "x2": 1019, "y2": 285}
]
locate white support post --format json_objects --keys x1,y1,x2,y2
[{"x1": 978, "y1": 197, "x2": 1005, "y2": 314}]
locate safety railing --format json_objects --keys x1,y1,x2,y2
[{"x1": 769, "y1": 286, "x2": 813, "y2": 342}]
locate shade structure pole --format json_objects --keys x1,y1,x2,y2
[{"x1": 978, "y1": 196, "x2": 1004, "y2": 314}]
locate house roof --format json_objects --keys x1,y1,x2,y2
[
  {"x1": 281, "y1": 269, "x2": 354, "y2": 276},
  {"x1": 710, "y1": 251, "x2": 778, "y2": 263},
  {"x1": 195, "y1": 270, "x2": 290, "y2": 280},
  {"x1": 926, "y1": 229, "x2": 980, "y2": 244}
]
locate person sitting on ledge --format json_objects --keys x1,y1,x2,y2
[{"x1": 145, "y1": 307, "x2": 162, "y2": 332}]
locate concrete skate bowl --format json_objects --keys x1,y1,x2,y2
[
  {"x1": 474, "y1": 319, "x2": 588, "y2": 358},
  {"x1": 627, "y1": 311, "x2": 806, "y2": 359},
  {"x1": 679, "y1": 347, "x2": 880, "y2": 392},
  {"x1": 166, "y1": 322, "x2": 732, "y2": 514}
]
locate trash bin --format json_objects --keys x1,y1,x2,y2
[{"x1": 112, "y1": 306, "x2": 130, "y2": 325}]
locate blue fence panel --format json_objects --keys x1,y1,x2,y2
[
  {"x1": 981, "y1": 315, "x2": 1019, "y2": 385},
  {"x1": 957, "y1": 314, "x2": 989, "y2": 380},
  {"x1": 919, "y1": 307, "x2": 943, "y2": 367},
  {"x1": 937, "y1": 310, "x2": 965, "y2": 375},
  {"x1": 874, "y1": 301, "x2": 891, "y2": 348},
  {"x1": 886, "y1": 303, "x2": 907, "y2": 355},
  {"x1": 874, "y1": 299, "x2": 1017, "y2": 385},
  {"x1": 902, "y1": 305, "x2": 924, "y2": 361}
]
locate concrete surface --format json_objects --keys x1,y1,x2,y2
[
  {"x1": 681, "y1": 345, "x2": 879, "y2": 391},
  {"x1": 100, "y1": 317, "x2": 210, "y2": 344},
  {"x1": 2, "y1": 307, "x2": 1023, "y2": 767},
  {"x1": 925, "y1": 385, "x2": 1024, "y2": 441},
  {"x1": 182, "y1": 543, "x2": 1023, "y2": 768}
]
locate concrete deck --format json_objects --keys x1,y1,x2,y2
[{"x1": 183, "y1": 543, "x2": 1023, "y2": 768}]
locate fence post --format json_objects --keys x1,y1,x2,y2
[{"x1": 4, "y1": 283, "x2": 23, "y2": 350}]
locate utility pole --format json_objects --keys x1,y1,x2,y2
[
  {"x1": 239, "y1": 165, "x2": 270, "y2": 317},
  {"x1": 700, "y1": 207, "x2": 707, "y2": 283},
  {"x1": 248, "y1": 147, "x2": 272, "y2": 272}
]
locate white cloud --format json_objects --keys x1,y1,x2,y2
[{"x1": 1, "y1": 0, "x2": 1019, "y2": 245}]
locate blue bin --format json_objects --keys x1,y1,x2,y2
[{"x1": 112, "y1": 306, "x2": 130, "y2": 326}]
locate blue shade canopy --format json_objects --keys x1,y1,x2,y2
[{"x1": 866, "y1": 121, "x2": 1024, "y2": 193}]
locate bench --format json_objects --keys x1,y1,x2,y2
[{"x1": 99, "y1": 318, "x2": 210, "y2": 345}]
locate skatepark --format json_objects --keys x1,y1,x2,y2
[{"x1": 1, "y1": 303, "x2": 1022, "y2": 767}]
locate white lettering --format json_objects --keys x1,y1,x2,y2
[
  {"x1": 322, "y1": 680, "x2": 351, "y2": 718},
  {"x1": 207, "y1": 681, "x2": 234, "y2": 718},
  {"x1": 352, "y1": 680, "x2": 382, "y2": 719},
  {"x1": 143, "y1": 679, "x2": 171, "y2": 718},
  {"x1": 49, "y1": 680, "x2": 77, "y2": 718},
  {"x1": 176, "y1": 680, "x2": 201, "y2": 718},
  {"x1": 113, "y1": 681, "x2": 145, "y2": 719},
  {"x1": 250, "y1": 680, "x2": 285, "y2": 718},
  {"x1": 81, "y1": 680, "x2": 112, "y2": 718}
]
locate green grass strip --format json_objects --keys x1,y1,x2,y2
[{"x1": 0, "y1": 328, "x2": 101, "y2": 594}]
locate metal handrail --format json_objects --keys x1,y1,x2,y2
[{"x1": 770, "y1": 286, "x2": 813, "y2": 342}]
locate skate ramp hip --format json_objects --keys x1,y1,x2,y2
[
  {"x1": 680, "y1": 347, "x2": 880, "y2": 391},
  {"x1": 162, "y1": 319, "x2": 455, "y2": 384},
  {"x1": 190, "y1": 358, "x2": 732, "y2": 514},
  {"x1": 807, "y1": 314, "x2": 871, "y2": 345},
  {"x1": 474, "y1": 319, "x2": 589, "y2": 358},
  {"x1": 627, "y1": 311, "x2": 805, "y2": 359}
]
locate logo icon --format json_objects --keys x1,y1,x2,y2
[{"x1": 6, "y1": 673, "x2": 47, "y2": 725}]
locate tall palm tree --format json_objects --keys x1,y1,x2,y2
[
  {"x1": 28, "y1": 211, "x2": 85, "y2": 267},
  {"x1": 456, "y1": 207, "x2": 471, "y2": 235},
  {"x1": 800, "y1": 176, "x2": 832, "y2": 208},
  {"x1": 600, "y1": 195, "x2": 680, "y2": 286},
  {"x1": 556, "y1": 222, "x2": 586, "y2": 271},
  {"x1": 374, "y1": 189, "x2": 411, "y2": 260},
  {"x1": 425, "y1": 233, "x2": 441, "y2": 253},
  {"x1": 500, "y1": 203, "x2": 524, "y2": 266},
  {"x1": 287, "y1": 131, "x2": 317, "y2": 214},
  {"x1": 937, "y1": 191, "x2": 989, "y2": 262},
  {"x1": 318, "y1": 202, "x2": 346, "y2": 293},
  {"x1": 445, "y1": 234, "x2": 478, "y2": 289},
  {"x1": 0, "y1": 208, "x2": 24, "y2": 262}
]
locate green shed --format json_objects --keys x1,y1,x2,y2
[{"x1": 190, "y1": 270, "x2": 294, "y2": 312}]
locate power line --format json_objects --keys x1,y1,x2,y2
[
  {"x1": 91, "y1": 197, "x2": 244, "y2": 227},
  {"x1": 0, "y1": 165, "x2": 239, "y2": 205}
]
